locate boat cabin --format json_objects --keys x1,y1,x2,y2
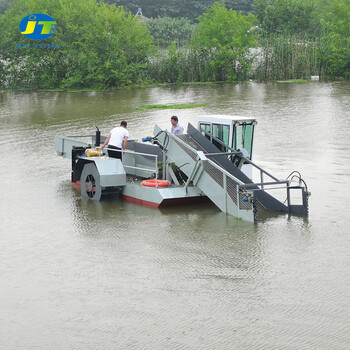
[{"x1": 197, "y1": 115, "x2": 257, "y2": 160}]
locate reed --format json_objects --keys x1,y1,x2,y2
[
  {"x1": 252, "y1": 34, "x2": 321, "y2": 81},
  {"x1": 146, "y1": 43, "x2": 253, "y2": 84}
]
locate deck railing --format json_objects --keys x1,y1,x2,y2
[{"x1": 104, "y1": 147, "x2": 160, "y2": 187}]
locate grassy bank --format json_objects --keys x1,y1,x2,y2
[
  {"x1": 135, "y1": 103, "x2": 208, "y2": 111},
  {"x1": 276, "y1": 79, "x2": 310, "y2": 83}
]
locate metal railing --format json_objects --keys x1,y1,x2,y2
[
  {"x1": 66, "y1": 135, "x2": 94, "y2": 139},
  {"x1": 199, "y1": 128, "x2": 280, "y2": 188},
  {"x1": 206, "y1": 149, "x2": 289, "y2": 204},
  {"x1": 167, "y1": 129, "x2": 286, "y2": 192},
  {"x1": 205, "y1": 148, "x2": 280, "y2": 186},
  {"x1": 200, "y1": 128, "x2": 235, "y2": 153},
  {"x1": 104, "y1": 147, "x2": 160, "y2": 187},
  {"x1": 203, "y1": 145, "x2": 294, "y2": 211},
  {"x1": 206, "y1": 157, "x2": 246, "y2": 213},
  {"x1": 198, "y1": 144, "x2": 308, "y2": 215}
]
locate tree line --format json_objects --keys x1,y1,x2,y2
[
  {"x1": 0, "y1": 0, "x2": 349, "y2": 90},
  {"x1": 0, "y1": 0, "x2": 254, "y2": 19}
]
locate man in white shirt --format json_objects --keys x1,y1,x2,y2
[
  {"x1": 101, "y1": 120, "x2": 129, "y2": 160},
  {"x1": 170, "y1": 116, "x2": 184, "y2": 135}
]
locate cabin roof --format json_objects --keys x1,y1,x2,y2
[{"x1": 197, "y1": 115, "x2": 257, "y2": 124}]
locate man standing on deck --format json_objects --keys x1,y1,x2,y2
[
  {"x1": 101, "y1": 120, "x2": 129, "y2": 160},
  {"x1": 170, "y1": 116, "x2": 184, "y2": 135}
]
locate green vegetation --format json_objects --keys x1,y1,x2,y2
[
  {"x1": 192, "y1": 3, "x2": 257, "y2": 82},
  {"x1": 0, "y1": 0, "x2": 349, "y2": 91},
  {"x1": 0, "y1": 0, "x2": 12, "y2": 13},
  {"x1": 276, "y1": 79, "x2": 309, "y2": 83},
  {"x1": 146, "y1": 4, "x2": 257, "y2": 83},
  {"x1": 0, "y1": 0, "x2": 155, "y2": 89},
  {"x1": 252, "y1": 0, "x2": 350, "y2": 81},
  {"x1": 320, "y1": 0, "x2": 350, "y2": 78},
  {"x1": 146, "y1": 17, "x2": 194, "y2": 47},
  {"x1": 254, "y1": 0, "x2": 321, "y2": 37},
  {"x1": 252, "y1": 0, "x2": 320, "y2": 81},
  {"x1": 252, "y1": 34, "x2": 320, "y2": 81},
  {"x1": 102, "y1": 0, "x2": 254, "y2": 21},
  {"x1": 135, "y1": 103, "x2": 207, "y2": 111}
]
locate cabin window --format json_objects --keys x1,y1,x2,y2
[
  {"x1": 212, "y1": 124, "x2": 230, "y2": 152},
  {"x1": 233, "y1": 123, "x2": 254, "y2": 159},
  {"x1": 200, "y1": 123, "x2": 211, "y2": 140}
]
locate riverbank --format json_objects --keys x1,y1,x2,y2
[{"x1": 1, "y1": 77, "x2": 341, "y2": 95}]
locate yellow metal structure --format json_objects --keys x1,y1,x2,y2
[{"x1": 85, "y1": 148, "x2": 102, "y2": 157}]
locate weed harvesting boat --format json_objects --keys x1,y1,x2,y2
[{"x1": 55, "y1": 115, "x2": 310, "y2": 222}]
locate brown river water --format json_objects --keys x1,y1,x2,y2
[{"x1": 1, "y1": 82, "x2": 350, "y2": 349}]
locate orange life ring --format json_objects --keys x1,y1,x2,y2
[{"x1": 141, "y1": 179, "x2": 170, "y2": 187}]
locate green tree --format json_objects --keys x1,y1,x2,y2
[
  {"x1": 102, "y1": 0, "x2": 254, "y2": 21},
  {"x1": 146, "y1": 17, "x2": 194, "y2": 47},
  {"x1": 320, "y1": 0, "x2": 350, "y2": 78},
  {"x1": 192, "y1": 2, "x2": 257, "y2": 81},
  {"x1": 0, "y1": 0, "x2": 155, "y2": 89},
  {"x1": 254, "y1": 0, "x2": 320, "y2": 37},
  {"x1": 0, "y1": 0, "x2": 13, "y2": 13}
]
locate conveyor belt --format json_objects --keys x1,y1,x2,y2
[
  {"x1": 185, "y1": 123, "x2": 289, "y2": 213},
  {"x1": 154, "y1": 124, "x2": 255, "y2": 221},
  {"x1": 175, "y1": 134, "x2": 249, "y2": 210}
]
